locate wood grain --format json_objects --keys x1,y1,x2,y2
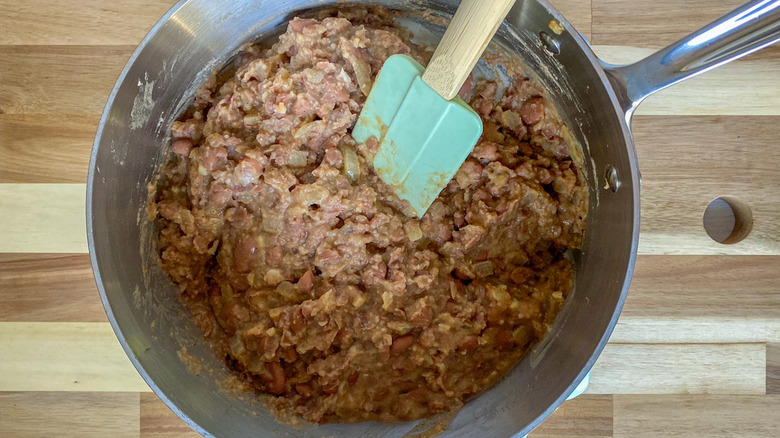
[
  {"x1": 0, "y1": 114, "x2": 97, "y2": 183},
  {"x1": 0, "y1": 254, "x2": 106, "y2": 322},
  {"x1": 611, "y1": 255, "x2": 780, "y2": 343},
  {"x1": 623, "y1": 256, "x2": 780, "y2": 319},
  {"x1": 0, "y1": 45, "x2": 133, "y2": 115},
  {"x1": 0, "y1": 392, "x2": 139, "y2": 438},
  {"x1": 633, "y1": 116, "x2": 780, "y2": 254},
  {"x1": 0, "y1": 322, "x2": 148, "y2": 392},
  {"x1": 0, "y1": 184, "x2": 87, "y2": 253},
  {"x1": 422, "y1": 0, "x2": 516, "y2": 99},
  {"x1": 593, "y1": 46, "x2": 780, "y2": 116},
  {"x1": 768, "y1": 343, "x2": 780, "y2": 395},
  {"x1": 587, "y1": 343, "x2": 766, "y2": 395},
  {"x1": 613, "y1": 395, "x2": 780, "y2": 438},
  {"x1": 0, "y1": 0, "x2": 176, "y2": 46},
  {"x1": 592, "y1": 0, "x2": 745, "y2": 47},
  {"x1": 611, "y1": 318, "x2": 774, "y2": 344},
  {"x1": 528, "y1": 395, "x2": 613, "y2": 438},
  {"x1": 141, "y1": 393, "x2": 201, "y2": 438}
]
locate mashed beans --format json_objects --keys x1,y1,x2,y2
[{"x1": 150, "y1": 9, "x2": 587, "y2": 424}]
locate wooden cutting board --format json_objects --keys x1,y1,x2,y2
[{"x1": 1, "y1": 0, "x2": 779, "y2": 436}]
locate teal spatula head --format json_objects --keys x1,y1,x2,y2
[{"x1": 352, "y1": 54, "x2": 483, "y2": 218}]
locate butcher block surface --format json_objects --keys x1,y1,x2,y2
[{"x1": 1, "y1": 0, "x2": 779, "y2": 436}]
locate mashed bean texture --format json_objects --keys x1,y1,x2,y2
[{"x1": 151, "y1": 9, "x2": 587, "y2": 424}]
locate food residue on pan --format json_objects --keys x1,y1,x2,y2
[{"x1": 548, "y1": 19, "x2": 564, "y2": 35}]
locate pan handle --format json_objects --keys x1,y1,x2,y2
[{"x1": 601, "y1": 0, "x2": 780, "y2": 121}]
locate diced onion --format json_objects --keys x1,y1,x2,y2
[
  {"x1": 288, "y1": 150, "x2": 309, "y2": 167},
  {"x1": 340, "y1": 142, "x2": 361, "y2": 183},
  {"x1": 472, "y1": 261, "x2": 495, "y2": 278},
  {"x1": 262, "y1": 212, "x2": 284, "y2": 233},
  {"x1": 276, "y1": 281, "x2": 297, "y2": 300},
  {"x1": 221, "y1": 284, "x2": 233, "y2": 301},
  {"x1": 352, "y1": 59, "x2": 372, "y2": 96},
  {"x1": 248, "y1": 355, "x2": 266, "y2": 373},
  {"x1": 229, "y1": 333, "x2": 246, "y2": 357},
  {"x1": 499, "y1": 110, "x2": 523, "y2": 130},
  {"x1": 264, "y1": 269, "x2": 283, "y2": 286},
  {"x1": 404, "y1": 222, "x2": 423, "y2": 241},
  {"x1": 344, "y1": 51, "x2": 372, "y2": 96},
  {"x1": 294, "y1": 120, "x2": 324, "y2": 139},
  {"x1": 304, "y1": 68, "x2": 324, "y2": 84}
]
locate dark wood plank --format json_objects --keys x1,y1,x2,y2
[
  {"x1": 612, "y1": 255, "x2": 780, "y2": 343},
  {"x1": 613, "y1": 395, "x2": 780, "y2": 438},
  {"x1": 141, "y1": 392, "x2": 201, "y2": 438},
  {"x1": 0, "y1": 254, "x2": 106, "y2": 322},
  {"x1": 530, "y1": 395, "x2": 613, "y2": 438},
  {"x1": 768, "y1": 342, "x2": 780, "y2": 395},
  {"x1": 0, "y1": 391, "x2": 139, "y2": 437},
  {"x1": 625, "y1": 256, "x2": 780, "y2": 319}
]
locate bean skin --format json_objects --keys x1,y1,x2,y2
[{"x1": 390, "y1": 334, "x2": 415, "y2": 356}]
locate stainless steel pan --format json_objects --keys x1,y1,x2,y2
[{"x1": 87, "y1": 1, "x2": 780, "y2": 436}]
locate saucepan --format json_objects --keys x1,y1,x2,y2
[{"x1": 87, "y1": 0, "x2": 780, "y2": 436}]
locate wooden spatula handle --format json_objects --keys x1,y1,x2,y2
[{"x1": 421, "y1": 0, "x2": 517, "y2": 100}]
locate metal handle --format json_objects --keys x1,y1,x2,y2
[{"x1": 602, "y1": 0, "x2": 780, "y2": 121}]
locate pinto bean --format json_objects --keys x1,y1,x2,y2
[
  {"x1": 171, "y1": 138, "x2": 193, "y2": 156},
  {"x1": 296, "y1": 270, "x2": 314, "y2": 292},
  {"x1": 457, "y1": 336, "x2": 479, "y2": 352},
  {"x1": 520, "y1": 97, "x2": 545, "y2": 125},
  {"x1": 295, "y1": 383, "x2": 313, "y2": 398},
  {"x1": 390, "y1": 334, "x2": 415, "y2": 356},
  {"x1": 266, "y1": 361, "x2": 286, "y2": 395}
]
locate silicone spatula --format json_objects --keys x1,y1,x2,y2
[{"x1": 352, "y1": 0, "x2": 517, "y2": 218}]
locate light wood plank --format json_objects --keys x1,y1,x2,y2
[
  {"x1": 0, "y1": 322, "x2": 148, "y2": 392},
  {"x1": 591, "y1": 46, "x2": 780, "y2": 116},
  {"x1": 633, "y1": 116, "x2": 780, "y2": 255},
  {"x1": 141, "y1": 393, "x2": 201, "y2": 438},
  {"x1": 548, "y1": 0, "x2": 592, "y2": 41},
  {"x1": 0, "y1": 114, "x2": 97, "y2": 183},
  {"x1": 613, "y1": 395, "x2": 780, "y2": 438},
  {"x1": 0, "y1": 184, "x2": 87, "y2": 253},
  {"x1": 529, "y1": 395, "x2": 612, "y2": 438},
  {"x1": 0, "y1": 254, "x2": 106, "y2": 322},
  {"x1": 592, "y1": 0, "x2": 744, "y2": 48},
  {"x1": 610, "y1": 318, "x2": 772, "y2": 344},
  {"x1": 768, "y1": 343, "x2": 780, "y2": 395},
  {"x1": 587, "y1": 343, "x2": 765, "y2": 395},
  {"x1": 0, "y1": 392, "x2": 139, "y2": 438},
  {"x1": 0, "y1": 0, "x2": 175, "y2": 45},
  {"x1": 0, "y1": 45, "x2": 132, "y2": 115}
]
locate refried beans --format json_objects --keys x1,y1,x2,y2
[{"x1": 148, "y1": 8, "x2": 588, "y2": 424}]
